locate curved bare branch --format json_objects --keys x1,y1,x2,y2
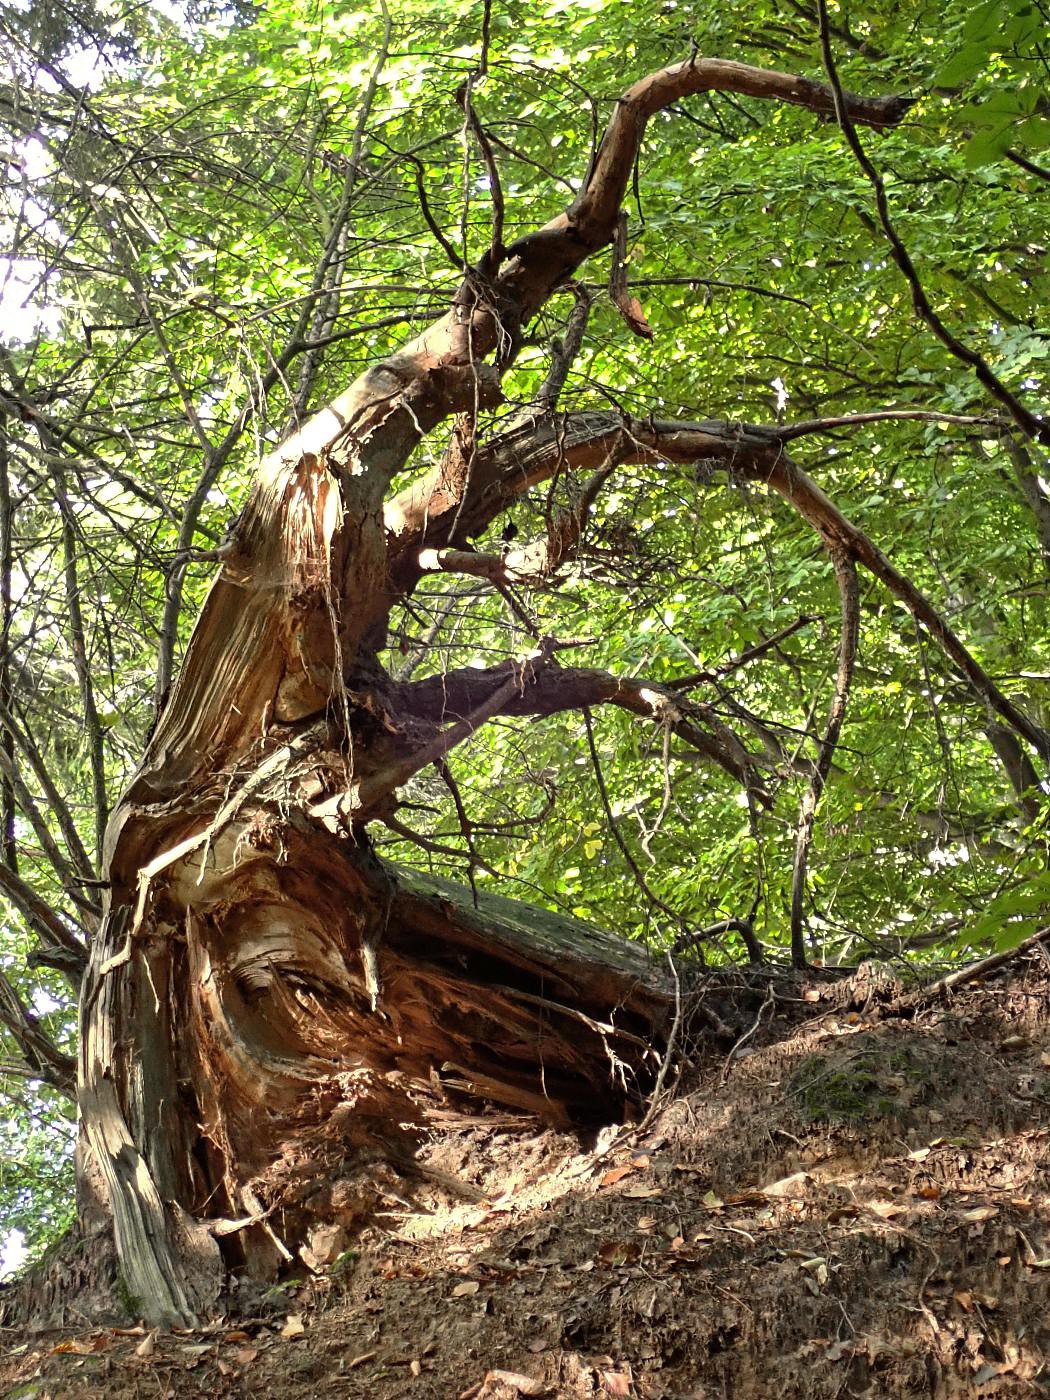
[
  {"x1": 389, "y1": 411, "x2": 1048, "y2": 763},
  {"x1": 393, "y1": 656, "x2": 770, "y2": 797}
]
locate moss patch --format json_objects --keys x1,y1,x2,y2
[{"x1": 788, "y1": 1043, "x2": 931, "y2": 1124}]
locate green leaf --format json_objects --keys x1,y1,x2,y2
[{"x1": 936, "y1": 43, "x2": 993, "y2": 87}]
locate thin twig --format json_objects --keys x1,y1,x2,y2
[
  {"x1": 635, "y1": 953, "x2": 683, "y2": 1134},
  {"x1": 581, "y1": 707, "x2": 701, "y2": 951},
  {"x1": 816, "y1": 0, "x2": 1049, "y2": 447},
  {"x1": 720, "y1": 980, "x2": 775, "y2": 1085},
  {"x1": 790, "y1": 548, "x2": 860, "y2": 966}
]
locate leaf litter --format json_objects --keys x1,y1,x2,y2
[{"x1": 3, "y1": 957, "x2": 1050, "y2": 1397}]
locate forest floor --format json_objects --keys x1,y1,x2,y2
[{"x1": 1, "y1": 950, "x2": 1049, "y2": 1399}]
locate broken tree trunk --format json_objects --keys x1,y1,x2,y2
[
  {"x1": 81, "y1": 796, "x2": 673, "y2": 1324},
  {"x1": 76, "y1": 56, "x2": 914, "y2": 1327}
]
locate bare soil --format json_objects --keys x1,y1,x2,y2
[{"x1": 2, "y1": 952, "x2": 1049, "y2": 1399}]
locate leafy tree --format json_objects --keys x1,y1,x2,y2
[{"x1": 0, "y1": 0, "x2": 1046, "y2": 1321}]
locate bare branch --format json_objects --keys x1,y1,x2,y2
[
  {"x1": 0, "y1": 699, "x2": 96, "y2": 888},
  {"x1": 774, "y1": 409, "x2": 998, "y2": 441},
  {"x1": 531, "y1": 282, "x2": 592, "y2": 415},
  {"x1": 0, "y1": 403, "x2": 15, "y2": 876},
  {"x1": 0, "y1": 860, "x2": 88, "y2": 970},
  {"x1": 416, "y1": 462, "x2": 615, "y2": 588},
  {"x1": 0, "y1": 966, "x2": 76, "y2": 1098},
  {"x1": 457, "y1": 83, "x2": 505, "y2": 262},
  {"x1": 390, "y1": 411, "x2": 1049, "y2": 765},
  {"x1": 789, "y1": 549, "x2": 860, "y2": 967},
  {"x1": 394, "y1": 656, "x2": 770, "y2": 796},
  {"x1": 284, "y1": 1, "x2": 393, "y2": 430},
  {"x1": 816, "y1": 0, "x2": 1050, "y2": 447},
  {"x1": 267, "y1": 55, "x2": 911, "y2": 485},
  {"x1": 0, "y1": 741, "x2": 100, "y2": 919},
  {"x1": 345, "y1": 642, "x2": 561, "y2": 817},
  {"x1": 581, "y1": 707, "x2": 692, "y2": 947},
  {"x1": 1005, "y1": 149, "x2": 1050, "y2": 183},
  {"x1": 51, "y1": 464, "x2": 108, "y2": 853},
  {"x1": 668, "y1": 615, "x2": 817, "y2": 689}
]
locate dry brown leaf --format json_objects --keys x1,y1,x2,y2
[
  {"x1": 917, "y1": 1185, "x2": 942, "y2": 1200},
  {"x1": 612, "y1": 293, "x2": 654, "y2": 340},
  {"x1": 410, "y1": 1359, "x2": 422, "y2": 1376},
  {"x1": 828, "y1": 1204, "x2": 860, "y2": 1222},
  {"x1": 135, "y1": 1331, "x2": 157, "y2": 1359},
  {"x1": 51, "y1": 1338, "x2": 99, "y2": 1356},
  {"x1": 622, "y1": 1184, "x2": 661, "y2": 1199},
  {"x1": 601, "y1": 1368, "x2": 633, "y2": 1396},
  {"x1": 280, "y1": 1314, "x2": 306, "y2": 1339},
  {"x1": 482, "y1": 1369, "x2": 549, "y2": 1395},
  {"x1": 452, "y1": 1279, "x2": 481, "y2": 1297},
  {"x1": 867, "y1": 1200, "x2": 904, "y2": 1218},
  {"x1": 763, "y1": 1172, "x2": 808, "y2": 1199},
  {"x1": 954, "y1": 1289, "x2": 973, "y2": 1311},
  {"x1": 600, "y1": 1165, "x2": 635, "y2": 1187},
  {"x1": 235, "y1": 1346, "x2": 259, "y2": 1368},
  {"x1": 598, "y1": 1240, "x2": 640, "y2": 1267},
  {"x1": 178, "y1": 1343, "x2": 212, "y2": 1356},
  {"x1": 961, "y1": 1205, "x2": 999, "y2": 1224}
]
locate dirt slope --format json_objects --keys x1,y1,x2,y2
[{"x1": 2, "y1": 952, "x2": 1049, "y2": 1399}]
